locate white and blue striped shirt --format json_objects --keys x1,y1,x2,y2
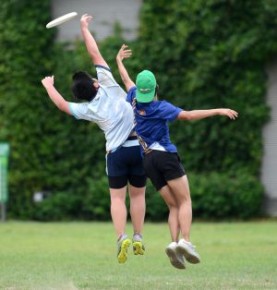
[{"x1": 69, "y1": 66, "x2": 135, "y2": 152}]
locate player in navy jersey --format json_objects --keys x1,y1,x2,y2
[{"x1": 116, "y1": 44, "x2": 238, "y2": 269}]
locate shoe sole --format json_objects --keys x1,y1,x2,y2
[
  {"x1": 165, "y1": 248, "x2": 185, "y2": 269},
  {"x1": 133, "y1": 241, "x2": 145, "y2": 255},
  {"x1": 176, "y1": 245, "x2": 200, "y2": 264},
  {"x1": 117, "y1": 239, "x2": 131, "y2": 264}
]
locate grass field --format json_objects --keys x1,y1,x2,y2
[{"x1": 0, "y1": 221, "x2": 276, "y2": 290}]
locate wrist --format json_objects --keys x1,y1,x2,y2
[
  {"x1": 81, "y1": 25, "x2": 88, "y2": 31},
  {"x1": 45, "y1": 84, "x2": 54, "y2": 91}
]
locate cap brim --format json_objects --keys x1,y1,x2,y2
[{"x1": 136, "y1": 91, "x2": 155, "y2": 103}]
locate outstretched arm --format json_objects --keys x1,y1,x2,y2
[
  {"x1": 80, "y1": 14, "x2": 107, "y2": 67},
  {"x1": 116, "y1": 44, "x2": 135, "y2": 91},
  {"x1": 41, "y1": 76, "x2": 71, "y2": 115},
  {"x1": 177, "y1": 108, "x2": 238, "y2": 121}
]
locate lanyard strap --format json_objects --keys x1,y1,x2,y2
[{"x1": 132, "y1": 98, "x2": 152, "y2": 154}]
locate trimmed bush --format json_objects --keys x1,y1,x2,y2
[
  {"x1": 1, "y1": 0, "x2": 276, "y2": 220},
  {"x1": 190, "y1": 171, "x2": 263, "y2": 220}
]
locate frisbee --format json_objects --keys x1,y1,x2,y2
[{"x1": 46, "y1": 12, "x2": 78, "y2": 29}]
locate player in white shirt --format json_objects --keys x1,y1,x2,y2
[{"x1": 41, "y1": 14, "x2": 146, "y2": 264}]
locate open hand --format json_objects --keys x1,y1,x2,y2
[
  {"x1": 220, "y1": 109, "x2": 239, "y2": 120},
  {"x1": 80, "y1": 13, "x2": 93, "y2": 29},
  {"x1": 116, "y1": 44, "x2": 132, "y2": 62}
]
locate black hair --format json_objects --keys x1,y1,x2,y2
[
  {"x1": 154, "y1": 84, "x2": 159, "y2": 100},
  {"x1": 71, "y1": 71, "x2": 98, "y2": 101},
  {"x1": 155, "y1": 84, "x2": 159, "y2": 95}
]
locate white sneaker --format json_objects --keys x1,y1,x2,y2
[
  {"x1": 176, "y1": 239, "x2": 201, "y2": 264},
  {"x1": 165, "y1": 242, "x2": 186, "y2": 269}
]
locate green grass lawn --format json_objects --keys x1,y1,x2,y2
[{"x1": 0, "y1": 221, "x2": 276, "y2": 290}]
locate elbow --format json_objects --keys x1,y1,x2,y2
[
  {"x1": 57, "y1": 101, "x2": 69, "y2": 114},
  {"x1": 179, "y1": 111, "x2": 193, "y2": 120},
  {"x1": 56, "y1": 103, "x2": 65, "y2": 112},
  {"x1": 184, "y1": 113, "x2": 193, "y2": 121}
]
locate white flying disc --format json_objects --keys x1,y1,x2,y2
[{"x1": 46, "y1": 12, "x2": 78, "y2": 29}]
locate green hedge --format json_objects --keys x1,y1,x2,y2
[
  {"x1": 1, "y1": 0, "x2": 276, "y2": 220},
  {"x1": 30, "y1": 170, "x2": 262, "y2": 221},
  {"x1": 0, "y1": 0, "x2": 56, "y2": 218},
  {"x1": 137, "y1": 0, "x2": 275, "y2": 174},
  {"x1": 190, "y1": 171, "x2": 263, "y2": 219}
]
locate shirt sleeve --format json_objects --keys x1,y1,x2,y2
[
  {"x1": 95, "y1": 65, "x2": 117, "y2": 87},
  {"x1": 126, "y1": 86, "x2": 137, "y2": 104},
  {"x1": 159, "y1": 101, "x2": 182, "y2": 122},
  {"x1": 68, "y1": 102, "x2": 90, "y2": 120}
]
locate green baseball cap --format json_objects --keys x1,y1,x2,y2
[{"x1": 136, "y1": 70, "x2": 157, "y2": 103}]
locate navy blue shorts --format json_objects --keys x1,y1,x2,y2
[
  {"x1": 106, "y1": 145, "x2": 146, "y2": 189},
  {"x1": 143, "y1": 150, "x2": 186, "y2": 191}
]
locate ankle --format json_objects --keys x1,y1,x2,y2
[
  {"x1": 179, "y1": 238, "x2": 191, "y2": 244},
  {"x1": 133, "y1": 233, "x2": 143, "y2": 241},
  {"x1": 118, "y1": 233, "x2": 128, "y2": 242}
]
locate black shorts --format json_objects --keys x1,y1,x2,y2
[
  {"x1": 106, "y1": 145, "x2": 146, "y2": 189},
  {"x1": 143, "y1": 150, "x2": 186, "y2": 191}
]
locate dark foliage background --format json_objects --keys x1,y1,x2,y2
[{"x1": 1, "y1": 0, "x2": 276, "y2": 220}]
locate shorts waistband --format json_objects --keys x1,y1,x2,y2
[
  {"x1": 107, "y1": 137, "x2": 139, "y2": 154},
  {"x1": 122, "y1": 139, "x2": 139, "y2": 147},
  {"x1": 127, "y1": 136, "x2": 138, "y2": 141}
]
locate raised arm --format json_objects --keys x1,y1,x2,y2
[
  {"x1": 116, "y1": 44, "x2": 135, "y2": 91},
  {"x1": 177, "y1": 108, "x2": 238, "y2": 121},
  {"x1": 80, "y1": 14, "x2": 107, "y2": 67},
  {"x1": 41, "y1": 76, "x2": 71, "y2": 115}
]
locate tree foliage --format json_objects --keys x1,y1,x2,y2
[
  {"x1": 1, "y1": 0, "x2": 276, "y2": 220},
  {"x1": 136, "y1": 0, "x2": 276, "y2": 173},
  {"x1": 0, "y1": 0, "x2": 106, "y2": 219}
]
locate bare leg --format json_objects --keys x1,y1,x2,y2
[
  {"x1": 110, "y1": 187, "x2": 127, "y2": 239},
  {"x1": 159, "y1": 185, "x2": 180, "y2": 242},
  {"x1": 167, "y1": 175, "x2": 192, "y2": 242},
  {"x1": 161, "y1": 185, "x2": 185, "y2": 269},
  {"x1": 128, "y1": 184, "x2": 146, "y2": 235}
]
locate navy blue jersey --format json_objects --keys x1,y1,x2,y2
[{"x1": 126, "y1": 86, "x2": 182, "y2": 153}]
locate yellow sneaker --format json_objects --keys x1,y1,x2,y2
[
  {"x1": 132, "y1": 240, "x2": 145, "y2": 255},
  {"x1": 117, "y1": 238, "x2": 131, "y2": 263}
]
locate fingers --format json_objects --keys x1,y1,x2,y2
[
  {"x1": 43, "y1": 75, "x2": 54, "y2": 81},
  {"x1": 120, "y1": 44, "x2": 130, "y2": 52},
  {"x1": 81, "y1": 13, "x2": 92, "y2": 19},
  {"x1": 123, "y1": 50, "x2": 132, "y2": 57},
  {"x1": 41, "y1": 75, "x2": 54, "y2": 86},
  {"x1": 81, "y1": 14, "x2": 93, "y2": 23},
  {"x1": 120, "y1": 44, "x2": 132, "y2": 58},
  {"x1": 228, "y1": 109, "x2": 238, "y2": 120},
  {"x1": 117, "y1": 44, "x2": 132, "y2": 61}
]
